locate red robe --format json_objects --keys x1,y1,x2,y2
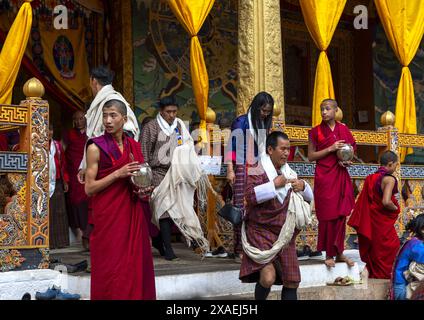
[
  {"x1": 348, "y1": 167, "x2": 400, "y2": 279},
  {"x1": 0, "y1": 133, "x2": 8, "y2": 151},
  {"x1": 309, "y1": 121, "x2": 356, "y2": 256},
  {"x1": 89, "y1": 133, "x2": 156, "y2": 300},
  {"x1": 51, "y1": 140, "x2": 69, "y2": 183},
  {"x1": 64, "y1": 129, "x2": 88, "y2": 205}
]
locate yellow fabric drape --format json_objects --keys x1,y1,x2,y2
[
  {"x1": 38, "y1": 20, "x2": 91, "y2": 104},
  {"x1": 167, "y1": 0, "x2": 214, "y2": 142},
  {"x1": 299, "y1": 0, "x2": 346, "y2": 126},
  {"x1": 0, "y1": 2, "x2": 32, "y2": 104},
  {"x1": 375, "y1": 0, "x2": 424, "y2": 161}
]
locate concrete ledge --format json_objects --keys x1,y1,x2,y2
[
  {"x1": 0, "y1": 250, "x2": 366, "y2": 300},
  {"x1": 0, "y1": 270, "x2": 61, "y2": 300},
  {"x1": 156, "y1": 260, "x2": 362, "y2": 300}
]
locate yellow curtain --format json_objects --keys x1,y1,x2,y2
[
  {"x1": 299, "y1": 0, "x2": 346, "y2": 126},
  {"x1": 167, "y1": 0, "x2": 214, "y2": 142},
  {"x1": 375, "y1": 0, "x2": 424, "y2": 162},
  {"x1": 0, "y1": 1, "x2": 32, "y2": 104}
]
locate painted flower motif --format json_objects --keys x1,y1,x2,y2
[{"x1": 0, "y1": 250, "x2": 26, "y2": 272}]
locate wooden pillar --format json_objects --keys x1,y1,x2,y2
[
  {"x1": 237, "y1": 0, "x2": 285, "y2": 121},
  {"x1": 21, "y1": 78, "x2": 50, "y2": 247},
  {"x1": 379, "y1": 111, "x2": 401, "y2": 181}
]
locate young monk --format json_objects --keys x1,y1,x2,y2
[
  {"x1": 85, "y1": 99, "x2": 156, "y2": 300},
  {"x1": 308, "y1": 99, "x2": 356, "y2": 268},
  {"x1": 348, "y1": 151, "x2": 401, "y2": 279}
]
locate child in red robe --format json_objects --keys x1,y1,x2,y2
[
  {"x1": 348, "y1": 150, "x2": 401, "y2": 279},
  {"x1": 85, "y1": 99, "x2": 156, "y2": 300},
  {"x1": 308, "y1": 99, "x2": 356, "y2": 268}
]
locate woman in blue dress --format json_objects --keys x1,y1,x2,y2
[{"x1": 225, "y1": 92, "x2": 275, "y2": 261}]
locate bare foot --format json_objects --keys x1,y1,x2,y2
[
  {"x1": 336, "y1": 254, "x2": 355, "y2": 267},
  {"x1": 324, "y1": 257, "x2": 336, "y2": 268}
]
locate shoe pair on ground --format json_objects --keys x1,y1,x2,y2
[
  {"x1": 35, "y1": 285, "x2": 81, "y2": 300},
  {"x1": 296, "y1": 245, "x2": 323, "y2": 261},
  {"x1": 49, "y1": 259, "x2": 88, "y2": 273},
  {"x1": 204, "y1": 246, "x2": 228, "y2": 258}
]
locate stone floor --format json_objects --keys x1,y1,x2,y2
[
  {"x1": 50, "y1": 241, "x2": 336, "y2": 277},
  {"x1": 47, "y1": 241, "x2": 379, "y2": 300}
]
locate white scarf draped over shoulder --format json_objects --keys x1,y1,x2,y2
[
  {"x1": 156, "y1": 114, "x2": 191, "y2": 143},
  {"x1": 85, "y1": 84, "x2": 140, "y2": 140},
  {"x1": 150, "y1": 120, "x2": 209, "y2": 253},
  {"x1": 247, "y1": 109, "x2": 266, "y2": 157},
  {"x1": 241, "y1": 154, "x2": 313, "y2": 264},
  {"x1": 79, "y1": 85, "x2": 140, "y2": 170}
]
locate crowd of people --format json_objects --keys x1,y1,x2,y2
[{"x1": 2, "y1": 65, "x2": 422, "y2": 301}]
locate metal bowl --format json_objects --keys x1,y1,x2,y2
[
  {"x1": 337, "y1": 144, "x2": 354, "y2": 162},
  {"x1": 131, "y1": 163, "x2": 153, "y2": 188}
]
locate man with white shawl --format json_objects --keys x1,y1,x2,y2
[
  {"x1": 141, "y1": 96, "x2": 208, "y2": 261},
  {"x1": 78, "y1": 66, "x2": 140, "y2": 180},
  {"x1": 240, "y1": 131, "x2": 313, "y2": 300}
]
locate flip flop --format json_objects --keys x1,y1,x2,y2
[{"x1": 326, "y1": 276, "x2": 354, "y2": 286}]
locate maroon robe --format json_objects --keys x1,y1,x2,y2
[
  {"x1": 239, "y1": 166, "x2": 301, "y2": 286},
  {"x1": 309, "y1": 121, "x2": 356, "y2": 256},
  {"x1": 0, "y1": 133, "x2": 7, "y2": 151},
  {"x1": 64, "y1": 129, "x2": 87, "y2": 205},
  {"x1": 89, "y1": 133, "x2": 156, "y2": 300},
  {"x1": 64, "y1": 129, "x2": 88, "y2": 230},
  {"x1": 348, "y1": 167, "x2": 400, "y2": 279}
]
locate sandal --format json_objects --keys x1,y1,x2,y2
[{"x1": 326, "y1": 276, "x2": 354, "y2": 286}]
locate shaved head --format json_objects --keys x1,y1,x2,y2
[
  {"x1": 321, "y1": 99, "x2": 338, "y2": 108},
  {"x1": 103, "y1": 99, "x2": 127, "y2": 116},
  {"x1": 73, "y1": 110, "x2": 85, "y2": 119}
]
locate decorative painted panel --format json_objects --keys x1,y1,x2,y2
[
  {"x1": 27, "y1": 102, "x2": 49, "y2": 247},
  {"x1": 0, "y1": 105, "x2": 28, "y2": 125},
  {"x1": 0, "y1": 174, "x2": 27, "y2": 247},
  {"x1": 0, "y1": 152, "x2": 28, "y2": 173},
  {"x1": 399, "y1": 134, "x2": 424, "y2": 148},
  {"x1": 279, "y1": 125, "x2": 391, "y2": 146},
  {"x1": 0, "y1": 100, "x2": 49, "y2": 252}
]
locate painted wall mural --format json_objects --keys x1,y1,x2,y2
[
  {"x1": 373, "y1": 24, "x2": 424, "y2": 164},
  {"x1": 132, "y1": 0, "x2": 238, "y2": 126}
]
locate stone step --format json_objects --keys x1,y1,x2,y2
[
  {"x1": 155, "y1": 259, "x2": 363, "y2": 299},
  {"x1": 1, "y1": 247, "x2": 367, "y2": 300},
  {"x1": 206, "y1": 279, "x2": 390, "y2": 300}
]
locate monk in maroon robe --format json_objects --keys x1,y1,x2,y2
[
  {"x1": 348, "y1": 151, "x2": 400, "y2": 278},
  {"x1": 308, "y1": 99, "x2": 356, "y2": 267},
  {"x1": 85, "y1": 99, "x2": 155, "y2": 300},
  {"x1": 64, "y1": 111, "x2": 89, "y2": 245}
]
